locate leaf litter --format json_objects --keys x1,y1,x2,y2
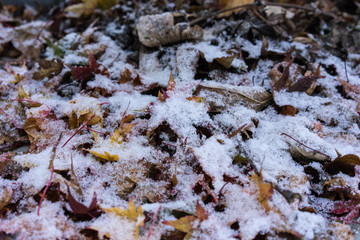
[{"x1": 0, "y1": 0, "x2": 360, "y2": 239}]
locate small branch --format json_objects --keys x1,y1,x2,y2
[
  {"x1": 281, "y1": 133, "x2": 330, "y2": 160},
  {"x1": 37, "y1": 166, "x2": 54, "y2": 216},
  {"x1": 62, "y1": 114, "x2": 95, "y2": 148}
]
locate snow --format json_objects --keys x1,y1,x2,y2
[{"x1": 1, "y1": 3, "x2": 360, "y2": 240}]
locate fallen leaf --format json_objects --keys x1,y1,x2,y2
[
  {"x1": 84, "y1": 150, "x2": 119, "y2": 161},
  {"x1": 323, "y1": 153, "x2": 360, "y2": 176},
  {"x1": 102, "y1": 198, "x2": 144, "y2": 238},
  {"x1": 218, "y1": 0, "x2": 254, "y2": 17},
  {"x1": 338, "y1": 77, "x2": 360, "y2": 103},
  {"x1": 67, "y1": 185, "x2": 101, "y2": 219},
  {"x1": 162, "y1": 200, "x2": 208, "y2": 240},
  {"x1": 194, "y1": 83, "x2": 272, "y2": 111},
  {"x1": 279, "y1": 105, "x2": 296, "y2": 116},
  {"x1": 119, "y1": 68, "x2": 142, "y2": 86},
  {"x1": 250, "y1": 172, "x2": 273, "y2": 212},
  {"x1": 33, "y1": 58, "x2": 63, "y2": 80}
]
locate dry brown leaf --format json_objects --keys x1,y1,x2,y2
[
  {"x1": 194, "y1": 83, "x2": 272, "y2": 111},
  {"x1": 323, "y1": 153, "x2": 360, "y2": 177},
  {"x1": 33, "y1": 58, "x2": 63, "y2": 80},
  {"x1": 219, "y1": 0, "x2": 254, "y2": 17},
  {"x1": 279, "y1": 105, "x2": 296, "y2": 116},
  {"x1": 118, "y1": 68, "x2": 142, "y2": 86}
]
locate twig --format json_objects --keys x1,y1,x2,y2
[
  {"x1": 281, "y1": 133, "x2": 330, "y2": 160},
  {"x1": 37, "y1": 166, "x2": 54, "y2": 216},
  {"x1": 48, "y1": 133, "x2": 63, "y2": 169},
  {"x1": 62, "y1": 114, "x2": 95, "y2": 148},
  {"x1": 147, "y1": 205, "x2": 161, "y2": 240},
  {"x1": 85, "y1": 126, "x2": 110, "y2": 136}
]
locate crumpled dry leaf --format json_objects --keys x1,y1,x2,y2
[
  {"x1": 33, "y1": 58, "x2": 63, "y2": 80},
  {"x1": 137, "y1": 12, "x2": 203, "y2": 47},
  {"x1": 194, "y1": 83, "x2": 272, "y2": 111},
  {"x1": 102, "y1": 198, "x2": 144, "y2": 239}
]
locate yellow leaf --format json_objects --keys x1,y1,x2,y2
[
  {"x1": 163, "y1": 216, "x2": 196, "y2": 234},
  {"x1": 65, "y1": 0, "x2": 98, "y2": 18},
  {"x1": 102, "y1": 198, "x2": 144, "y2": 239},
  {"x1": 250, "y1": 172, "x2": 273, "y2": 212},
  {"x1": 98, "y1": 0, "x2": 117, "y2": 9},
  {"x1": 158, "y1": 90, "x2": 165, "y2": 102},
  {"x1": 186, "y1": 96, "x2": 204, "y2": 102},
  {"x1": 167, "y1": 70, "x2": 176, "y2": 91},
  {"x1": 219, "y1": 0, "x2": 254, "y2": 17},
  {"x1": 85, "y1": 149, "x2": 119, "y2": 161}
]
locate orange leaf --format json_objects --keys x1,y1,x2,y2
[{"x1": 167, "y1": 70, "x2": 176, "y2": 91}]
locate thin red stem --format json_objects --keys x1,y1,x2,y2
[
  {"x1": 13, "y1": 99, "x2": 42, "y2": 105},
  {"x1": 62, "y1": 114, "x2": 95, "y2": 148},
  {"x1": 85, "y1": 126, "x2": 110, "y2": 135},
  {"x1": 281, "y1": 133, "x2": 330, "y2": 160},
  {"x1": 147, "y1": 205, "x2": 161, "y2": 240},
  {"x1": 37, "y1": 166, "x2": 54, "y2": 216},
  {"x1": 0, "y1": 107, "x2": 23, "y2": 129}
]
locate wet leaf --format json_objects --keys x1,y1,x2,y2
[
  {"x1": 338, "y1": 77, "x2": 360, "y2": 102},
  {"x1": 272, "y1": 56, "x2": 295, "y2": 92},
  {"x1": 0, "y1": 188, "x2": 13, "y2": 210},
  {"x1": 323, "y1": 153, "x2": 360, "y2": 176},
  {"x1": 33, "y1": 58, "x2": 63, "y2": 80}
]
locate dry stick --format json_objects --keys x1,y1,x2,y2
[
  {"x1": 189, "y1": 2, "x2": 334, "y2": 26},
  {"x1": 37, "y1": 166, "x2": 54, "y2": 216},
  {"x1": 147, "y1": 205, "x2": 161, "y2": 240},
  {"x1": 62, "y1": 114, "x2": 95, "y2": 148},
  {"x1": 0, "y1": 107, "x2": 23, "y2": 129},
  {"x1": 281, "y1": 133, "x2": 330, "y2": 160}
]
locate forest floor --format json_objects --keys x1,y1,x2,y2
[{"x1": 1, "y1": 0, "x2": 360, "y2": 239}]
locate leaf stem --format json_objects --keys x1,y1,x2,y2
[
  {"x1": 62, "y1": 114, "x2": 95, "y2": 148},
  {"x1": 281, "y1": 133, "x2": 330, "y2": 160},
  {"x1": 37, "y1": 166, "x2": 54, "y2": 216}
]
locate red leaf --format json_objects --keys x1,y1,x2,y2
[{"x1": 66, "y1": 185, "x2": 100, "y2": 219}]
